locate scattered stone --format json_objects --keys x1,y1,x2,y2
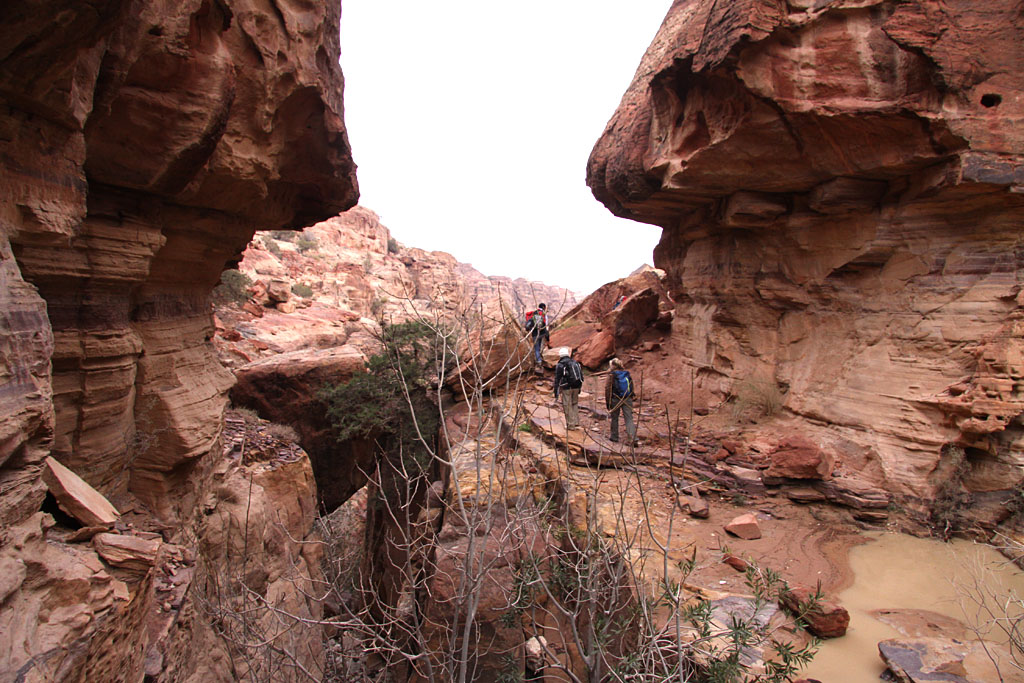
[
  {"x1": 724, "y1": 513, "x2": 762, "y2": 540},
  {"x1": 685, "y1": 496, "x2": 710, "y2": 519},
  {"x1": 723, "y1": 554, "x2": 749, "y2": 572},
  {"x1": 266, "y1": 278, "x2": 291, "y2": 303},
  {"x1": 242, "y1": 301, "x2": 264, "y2": 317},
  {"x1": 780, "y1": 585, "x2": 849, "y2": 638},
  {"x1": 41, "y1": 457, "x2": 119, "y2": 527},
  {"x1": 525, "y1": 635, "x2": 549, "y2": 671},
  {"x1": 276, "y1": 301, "x2": 296, "y2": 314},
  {"x1": 93, "y1": 533, "x2": 162, "y2": 572}
]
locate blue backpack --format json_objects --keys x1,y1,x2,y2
[{"x1": 612, "y1": 370, "x2": 632, "y2": 397}]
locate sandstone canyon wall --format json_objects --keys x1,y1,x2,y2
[
  {"x1": 588, "y1": 0, "x2": 1024, "y2": 514},
  {"x1": 0, "y1": 0, "x2": 356, "y2": 678}
]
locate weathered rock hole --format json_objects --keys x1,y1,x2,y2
[{"x1": 980, "y1": 93, "x2": 1002, "y2": 108}]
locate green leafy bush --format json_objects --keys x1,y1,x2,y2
[
  {"x1": 291, "y1": 283, "x2": 314, "y2": 298},
  {"x1": 296, "y1": 235, "x2": 318, "y2": 253},
  {"x1": 387, "y1": 237, "x2": 400, "y2": 254},
  {"x1": 319, "y1": 321, "x2": 453, "y2": 476},
  {"x1": 212, "y1": 269, "x2": 252, "y2": 305}
]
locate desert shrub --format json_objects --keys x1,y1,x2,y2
[
  {"x1": 234, "y1": 406, "x2": 261, "y2": 424},
  {"x1": 370, "y1": 294, "x2": 388, "y2": 316},
  {"x1": 362, "y1": 253, "x2": 373, "y2": 274},
  {"x1": 291, "y1": 283, "x2": 314, "y2": 298},
  {"x1": 931, "y1": 444, "x2": 972, "y2": 540},
  {"x1": 387, "y1": 237, "x2": 400, "y2": 254},
  {"x1": 730, "y1": 376, "x2": 785, "y2": 420},
  {"x1": 270, "y1": 230, "x2": 298, "y2": 242},
  {"x1": 266, "y1": 422, "x2": 300, "y2": 443},
  {"x1": 212, "y1": 269, "x2": 252, "y2": 305},
  {"x1": 261, "y1": 236, "x2": 282, "y2": 257},
  {"x1": 296, "y1": 235, "x2": 318, "y2": 253}
]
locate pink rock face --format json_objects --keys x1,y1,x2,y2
[
  {"x1": 724, "y1": 512, "x2": 762, "y2": 540},
  {"x1": 1, "y1": 0, "x2": 358, "y2": 520},
  {"x1": 588, "y1": 0, "x2": 1024, "y2": 506}
]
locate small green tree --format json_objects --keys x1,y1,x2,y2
[
  {"x1": 212, "y1": 269, "x2": 252, "y2": 305},
  {"x1": 387, "y1": 237, "x2": 400, "y2": 254},
  {"x1": 319, "y1": 321, "x2": 451, "y2": 474},
  {"x1": 296, "y1": 235, "x2": 319, "y2": 253}
]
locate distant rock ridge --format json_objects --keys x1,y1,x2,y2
[{"x1": 214, "y1": 205, "x2": 580, "y2": 363}]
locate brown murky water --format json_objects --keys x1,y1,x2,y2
[{"x1": 799, "y1": 532, "x2": 1024, "y2": 682}]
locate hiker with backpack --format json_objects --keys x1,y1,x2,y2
[
  {"x1": 604, "y1": 358, "x2": 636, "y2": 444},
  {"x1": 553, "y1": 347, "x2": 583, "y2": 430},
  {"x1": 525, "y1": 303, "x2": 549, "y2": 365}
]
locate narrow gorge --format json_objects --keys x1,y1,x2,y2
[{"x1": 1, "y1": 1, "x2": 1022, "y2": 682}]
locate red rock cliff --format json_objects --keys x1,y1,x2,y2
[
  {"x1": 0, "y1": 0, "x2": 356, "y2": 678},
  {"x1": 588, "y1": 0, "x2": 1024, "y2": 507}
]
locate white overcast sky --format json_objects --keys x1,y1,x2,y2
[{"x1": 338, "y1": 1, "x2": 670, "y2": 295}]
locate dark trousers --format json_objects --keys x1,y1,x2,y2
[{"x1": 610, "y1": 395, "x2": 635, "y2": 442}]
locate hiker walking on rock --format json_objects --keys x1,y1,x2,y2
[
  {"x1": 605, "y1": 358, "x2": 635, "y2": 444},
  {"x1": 525, "y1": 303, "x2": 549, "y2": 365},
  {"x1": 554, "y1": 347, "x2": 583, "y2": 430}
]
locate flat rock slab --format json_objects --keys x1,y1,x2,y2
[
  {"x1": 93, "y1": 533, "x2": 162, "y2": 571},
  {"x1": 41, "y1": 456, "x2": 119, "y2": 527},
  {"x1": 877, "y1": 637, "x2": 1005, "y2": 683}
]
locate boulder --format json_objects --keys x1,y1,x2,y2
[
  {"x1": 780, "y1": 586, "x2": 849, "y2": 638},
  {"x1": 609, "y1": 287, "x2": 660, "y2": 347},
  {"x1": 724, "y1": 513, "x2": 762, "y2": 540},
  {"x1": 276, "y1": 301, "x2": 296, "y2": 314},
  {"x1": 41, "y1": 457, "x2": 119, "y2": 527},
  {"x1": 266, "y1": 278, "x2": 292, "y2": 304},
  {"x1": 764, "y1": 436, "x2": 834, "y2": 481},
  {"x1": 576, "y1": 329, "x2": 615, "y2": 369}
]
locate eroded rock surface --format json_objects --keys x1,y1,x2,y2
[
  {"x1": 0, "y1": 0, "x2": 356, "y2": 678},
  {"x1": 588, "y1": 1, "x2": 1024, "y2": 519}
]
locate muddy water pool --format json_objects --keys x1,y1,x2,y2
[{"x1": 799, "y1": 532, "x2": 1023, "y2": 681}]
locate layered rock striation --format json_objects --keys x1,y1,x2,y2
[
  {"x1": 0, "y1": 0, "x2": 356, "y2": 678},
  {"x1": 588, "y1": 1, "x2": 1024, "y2": 510}
]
